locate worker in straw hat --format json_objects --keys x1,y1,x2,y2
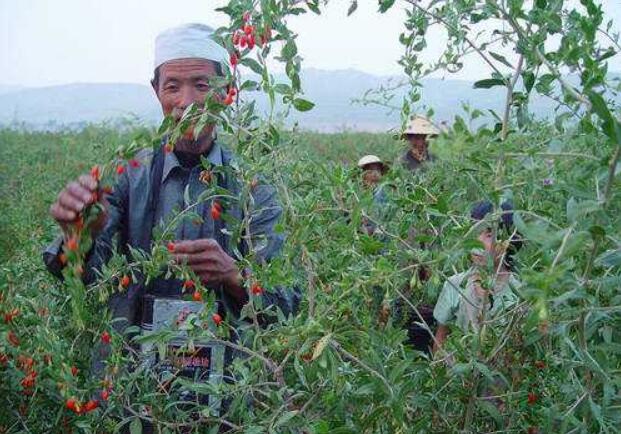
[
  {"x1": 401, "y1": 115, "x2": 440, "y2": 172},
  {"x1": 357, "y1": 155, "x2": 389, "y2": 235},
  {"x1": 357, "y1": 154, "x2": 388, "y2": 189}
]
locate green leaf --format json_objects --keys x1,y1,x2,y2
[
  {"x1": 489, "y1": 51, "x2": 514, "y2": 69},
  {"x1": 522, "y1": 71, "x2": 535, "y2": 93},
  {"x1": 473, "y1": 78, "x2": 506, "y2": 89},
  {"x1": 240, "y1": 58, "x2": 263, "y2": 75},
  {"x1": 378, "y1": 0, "x2": 396, "y2": 13},
  {"x1": 595, "y1": 249, "x2": 621, "y2": 267},
  {"x1": 587, "y1": 90, "x2": 613, "y2": 124},
  {"x1": 478, "y1": 400, "x2": 503, "y2": 426},
  {"x1": 293, "y1": 98, "x2": 315, "y2": 112},
  {"x1": 282, "y1": 39, "x2": 298, "y2": 59},
  {"x1": 273, "y1": 83, "x2": 292, "y2": 95},
  {"x1": 274, "y1": 410, "x2": 299, "y2": 428},
  {"x1": 130, "y1": 418, "x2": 142, "y2": 434},
  {"x1": 566, "y1": 198, "x2": 600, "y2": 223}
]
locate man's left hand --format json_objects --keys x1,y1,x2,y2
[{"x1": 172, "y1": 239, "x2": 247, "y2": 304}]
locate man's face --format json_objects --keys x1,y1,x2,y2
[
  {"x1": 408, "y1": 134, "x2": 429, "y2": 154},
  {"x1": 361, "y1": 163, "x2": 384, "y2": 188},
  {"x1": 153, "y1": 58, "x2": 219, "y2": 146},
  {"x1": 471, "y1": 228, "x2": 506, "y2": 269}
]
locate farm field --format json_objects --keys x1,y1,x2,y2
[{"x1": 0, "y1": 122, "x2": 619, "y2": 432}]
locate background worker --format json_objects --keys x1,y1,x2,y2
[{"x1": 401, "y1": 115, "x2": 440, "y2": 172}]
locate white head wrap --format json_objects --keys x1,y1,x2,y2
[{"x1": 153, "y1": 23, "x2": 229, "y2": 70}]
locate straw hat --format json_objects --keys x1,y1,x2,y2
[
  {"x1": 403, "y1": 115, "x2": 440, "y2": 136},
  {"x1": 357, "y1": 155, "x2": 384, "y2": 169},
  {"x1": 358, "y1": 155, "x2": 384, "y2": 169}
]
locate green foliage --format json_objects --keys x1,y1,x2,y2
[{"x1": 1, "y1": 121, "x2": 620, "y2": 432}]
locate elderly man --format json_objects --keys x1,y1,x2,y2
[
  {"x1": 43, "y1": 23, "x2": 299, "y2": 415},
  {"x1": 401, "y1": 115, "x2": 440, "y2": 172}
]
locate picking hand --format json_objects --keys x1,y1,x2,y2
[
  {"x1": 171, "y1": 239, "x2": 245, "y2": 303},
  {"x1": 50, "y1": 174, "x2": 107, "y2": 236}
]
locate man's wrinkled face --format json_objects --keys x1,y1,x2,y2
[{"x1": 153, "y1": 58, "x2": 219, "y2": 144}]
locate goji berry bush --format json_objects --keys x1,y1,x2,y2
[{"x1": 1, "y1": 0, "x2": 621, "y2": 433}]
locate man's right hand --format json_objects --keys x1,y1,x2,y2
[{"x1": 50, "y1": 174, "x2": 105, "y2": 235}]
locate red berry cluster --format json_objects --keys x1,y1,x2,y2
[{"x1": 231, "y1": 12, "x2": 257, "y2": 51}]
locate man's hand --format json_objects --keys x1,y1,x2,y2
[
  {"x1": 50, "y1": 174, "x2": 107, "y2": 236},
  {"x1": 172, "y1": 239, "x2": 247, "y2": 304}
]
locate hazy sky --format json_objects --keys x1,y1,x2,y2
[{"x1": 1, "y1": 0, "x2": 620, "y2": 87}]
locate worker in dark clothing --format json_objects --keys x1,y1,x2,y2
[{"x1": 401, "y1": 115, "x2": 440, "y2": 172}]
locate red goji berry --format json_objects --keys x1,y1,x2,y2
[
  {"x1": 90, "y1": 165, "x2": 100, "y2": 181},
  {"x1": 101, "y1": 331, "x2": 111, "y2": 345},
  {"x1": 7, "y1": 330, "x2": 19, "y2": 347},
  {"x1": 4, "y1": 308, "x2": 19, "y2": 324},
  {"x1": 120, "y1": 275, "x2": 131, "y2": 288},
  {"x1": 244, "y1": 24, "x2": 253, "y2": 35},
  {"x1": 251, "y1": 282, "x2": 264, "y2": 296},
  {"x1": 71, "y1": 366, "x2": 78, "y2": 376},
  {"x1": 100, "y1": 389, "x2": 109, "y2": 401},
  {"x1": 212, "y1": 313, "x2": 223, "y2": 326},
  {"x1": 211, "y1": 201, "x2": 222, "y2": 220},
  {"x1": 66, "y1": 236, "x2": 78, "y2": 251},
  {"x1": 527, "y1": 392, "x2": 538, "y2": 405},
  {"x1": 223, "y1": 94, "x2": 234, "y2": 106},
  {"x1": 84, "y1": 399, "x2": 99, "y2": 412},
  {"x1": 230, "y1": 52, "x2": 239, "y2": 66},
  {"x1": 183, "y1": 280, "x2": 195, "y2": 290},
  {"x1": 116, "y1": 164, "x2": 125, "y2": 175},
  {"x1": 65, "y1": 397, "x2": 80, "y2": 413},
  {"x1": 167, "y1": 241, "x2": 175, "y2": 252}
]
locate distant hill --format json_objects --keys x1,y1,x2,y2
[{"x1": 0, "y1": 69, "x2": 617, "y2": 132}]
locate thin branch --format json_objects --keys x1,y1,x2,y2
[
  {"x1": 329, "y1": 340, "x2": 394, "y2": 398},
  {"x1": 603, "y1": 145, "x2": 621, "y2": 208},
  {"x1": 501, "y1": 54, "x2": 524, "y2": 140},
  {"x1": 403, "y1": 0, "x2": 505, "y2": 78}
]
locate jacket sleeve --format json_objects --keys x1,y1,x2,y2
[{"x1": 42, "y1": 173, "x2": 130, "y2": 285}]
